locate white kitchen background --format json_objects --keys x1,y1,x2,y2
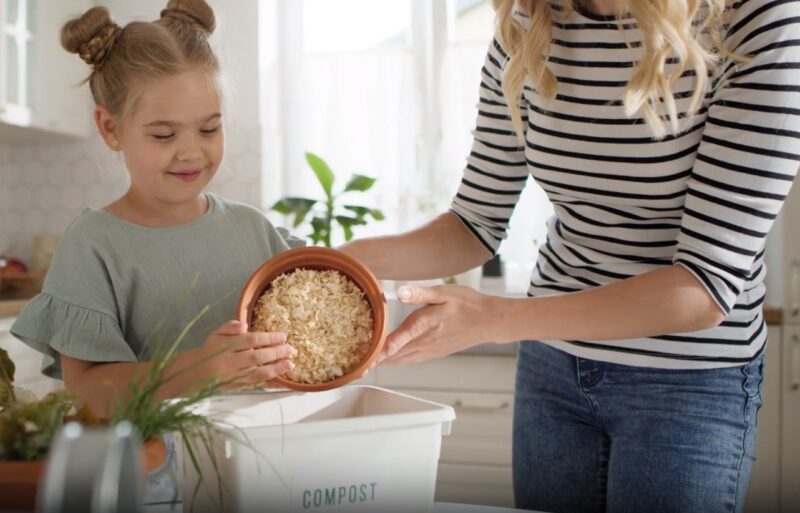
[
  {"x1": 2, "y1": 2, "x2": 799, "y2": 510},
  {"x1": 0, "y1": 0, "x2": 554, "y2": 293},
  {"x1": 0, "y1": 0, "x2": 784, "y2": 301}
]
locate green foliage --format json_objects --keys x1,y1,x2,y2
[
  {"x1": 271, "y1": 152, "x2": 384, "y2": 247},
  {"x1": 0, "y1": 392, "x2": 74, "y2": 461},
  {"x1": 0, "y1": 348, "x2": 16, "y2": 408},
  {"x1": 110, "y1": 301, "x2": 221, "y2": 442},
  {"x1": 0, "y1": 284, "x2": 232, "y2": 466}
]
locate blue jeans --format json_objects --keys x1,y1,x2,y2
[{"x1": 513, "y1": 342, "x2": 765, "y2": 513}]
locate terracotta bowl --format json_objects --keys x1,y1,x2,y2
[{"x1": 236, "y1": 246, "x2": 388, "y2": 392}]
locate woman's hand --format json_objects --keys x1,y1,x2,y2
[
  {"x1": 189, "y1": 320, "x2": 295, "y2": 387},
  {"x1": 379, "y1": 285, "x2": 508, "y2": 365}
]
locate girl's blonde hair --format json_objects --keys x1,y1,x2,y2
[
  {"x1": 492, "y1": 0, "x2": 729, "y2": 138},
  {"x1": 60, "y1": 0, "x2": 218, "y2": 118}
]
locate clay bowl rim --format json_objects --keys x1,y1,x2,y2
[{"x1": 236, "y1": 246, "x2": 388, "y2": 392}]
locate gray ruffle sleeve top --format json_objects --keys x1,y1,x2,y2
[{"x1": 11, "y1": 193, "x2": 304, "y2": 379}]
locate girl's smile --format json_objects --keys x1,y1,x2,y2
[{"x1": 167, "y1": 169, "x2": 203, "y2": 182}]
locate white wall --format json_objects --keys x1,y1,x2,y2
[{"x1": 0, "y1": 0, "x2": 264, "y2": 261}]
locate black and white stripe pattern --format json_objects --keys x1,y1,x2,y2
[{"x1": 450, "y1": 0, "x2": 800, "y2": 368}]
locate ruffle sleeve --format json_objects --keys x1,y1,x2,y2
[{"x1": 11, "y1": 293, "x2": 137, "y2": 380}]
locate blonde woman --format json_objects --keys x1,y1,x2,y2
[{"x1": 342, "y1": 0, "x2": 800, "y2": 511}]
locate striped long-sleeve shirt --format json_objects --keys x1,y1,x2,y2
[{"x1": 450, "y1": 0, "x2": 800, "y2": 368}]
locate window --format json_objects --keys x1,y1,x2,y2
[
  {"x1": 259, "y1": 0, "x2": 551, "y2": 285},
  {"x1": 1, "y1": 0, "x2": 35, "y2": 125}
]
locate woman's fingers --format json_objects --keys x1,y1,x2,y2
[
  {"x1": 378, "y1": 308, "x2": 437, "y2": 363},
  {"x1": 397, "y1": 285, "x2": 449, "y2": 305}
]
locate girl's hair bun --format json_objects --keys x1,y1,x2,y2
[
  {"x1": 60, "y1": 6, "x2": 122, "y2": 68},
  {"x1": 161, "y1": 0, "x2": 216, "y2": 35}
]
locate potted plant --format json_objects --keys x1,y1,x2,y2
[
  {"x1": 0, "y1": 298, "x2": 233, "y2": 510},
  {"x1": 271, "y1": 152, "x2": 385, "y2": 247},
  {"x1": 0, "y1": 352, "x2": 74, "y2": 510}
]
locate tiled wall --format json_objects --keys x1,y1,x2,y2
[{"x1": 0, "y1": 124, "x2": 263, "y2": 262}]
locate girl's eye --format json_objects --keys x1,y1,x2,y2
[
  {"x1": 152, "y1": 134, "x2": 174, "y2": 140},
  {"x1": 201, "y1": 126, "x2": 221, "y2": 135}
]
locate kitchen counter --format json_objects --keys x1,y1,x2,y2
[
  {"x1": 0, "y1": 290, "x2": 786, "y2": 324},
  {"x1": 0, "y1": 298, "x2": 31, "y2": 317}
]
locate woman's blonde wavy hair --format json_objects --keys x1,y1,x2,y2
[{"x1": 492, "y1": 0, "x2": 729, "y2": 139}]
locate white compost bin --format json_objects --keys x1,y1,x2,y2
[{"x1": 177, "y1": 385, "x2": 455, "y2": 513}]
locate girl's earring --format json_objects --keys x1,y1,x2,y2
[{"x1": 111, "y1": 139, "x2": 119, "y2": 148}]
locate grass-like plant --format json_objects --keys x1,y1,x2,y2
[{"x1": 0, "y1": 279, "x2": 248, "y2": 509}]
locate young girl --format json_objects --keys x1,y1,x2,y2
[
  {"x1": 342, "y1": 0, "x2": 799, "y2": 511},
  {"x1": 11, "y1": 0, "x2": 295, "y2": 417}
]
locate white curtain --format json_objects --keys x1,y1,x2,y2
[
  {"x1": 259, "y1": 0, "x2": 551, "y2": 282},
  {"x1": 289, "y1": 49, "x2": 419, "y2": 241}
]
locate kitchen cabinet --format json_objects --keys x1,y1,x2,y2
[
  {"x1": 781, "y1": 325, "x2": 800, "y2": 513},
  {"x1": 0, "y1": 0, "x2": 92, "y2": 142},
  {"x1": 0, "y1": 316, "x2": 61, "y2": 398}
]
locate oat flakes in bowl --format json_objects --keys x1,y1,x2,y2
[{"x1": 236, "y1": 247, "x2": 388, "y2": 392}]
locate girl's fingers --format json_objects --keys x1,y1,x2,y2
[
  {"x1": 243, "y1": 360, "x2": 294, "y2": 383},
  {"x1": 234, "y1": 331, "x2": 288, "y2": 351},
  {"x1": 214, "y1": 320, "x2": 248, "y2": 336},
  {"x1": 233, "y1": 344, "x2": 294, "y2": 370}
]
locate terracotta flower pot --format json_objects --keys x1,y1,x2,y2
[
  {"x1": 0, "y1": 459, "x2": 45, "y2": 511},
  {"x1": 0, "y1": 437, "x2": 167, "y2": 512},
  {"x1": 141, "y1": 436, "x2": 168, "y2": 474},
  {"x1": 237, "y1": 246, "x2": 388, "y2": 392}
]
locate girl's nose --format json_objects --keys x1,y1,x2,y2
[{"x1": 175, "y1": 134, "x2": 204, "y2": 161}]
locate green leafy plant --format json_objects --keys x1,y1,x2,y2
[
  {"x1": 0, "y1": 305, "x2": 226, "y2": 464},
  {"x1": 0, "y1": 348, "x2": 75, "y2": 461},
  {"x1": 1, "y1": 281, "x2": 245, "y2": 455},
  {"x1": 0, "y1": 288, "x2": 246, "y2": 511},
  {"x1": 271, "y1": 152, "x2": 385, "y2": 247}
]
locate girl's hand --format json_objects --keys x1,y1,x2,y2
[
  {"x1": 379, "y1": 285, "x2": 505, "y2": 365},
  {"x1": 192, "y1": 320, "x2": 295, "y2": 387}
]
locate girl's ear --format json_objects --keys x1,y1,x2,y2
[{"x1": 94, "y1": 106, "x2": 121, "y2": 151}]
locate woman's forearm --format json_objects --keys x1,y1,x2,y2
[
  {"x1": 497, "y1": 264, "x2": 726, "y2": 343},
  {"x1": 340, "y1": 212, "x2": 491, "y2": 280}
]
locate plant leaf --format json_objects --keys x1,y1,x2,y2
[
  {"x1": 334, "y1": 216, "x2": 368, "y2": 231},
  {"x1": 343, "y1": 205, "x2": 385, "y2": 222},
  {"x1": 334, "y1": 216, "x2": 364, "y2": 241},
  {"x1": 310, "y1": 217, "x2": 329, "y2": 247},
  {"x1": 341, "y1": 224, "x2": 354, "y2": 241},
  {"x1": 305, "y1": 152, "x2": 335, "y2": 199},
  {"x1": 343, "y1": 175, "x2": 376, "y2": 193},
  {"x1": 271, "y1": 197, "x2": 318, "y2": 227},
  {"x1": 0, "y1": 348, "x2": 16, "y2": 408},
  {"x1": 342, "y1": 205, "x2": 370, "y2": 217}
]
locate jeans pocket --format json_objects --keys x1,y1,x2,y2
[{"x1": 740, "y1": 352, "x2": 765, "y2": 400}]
